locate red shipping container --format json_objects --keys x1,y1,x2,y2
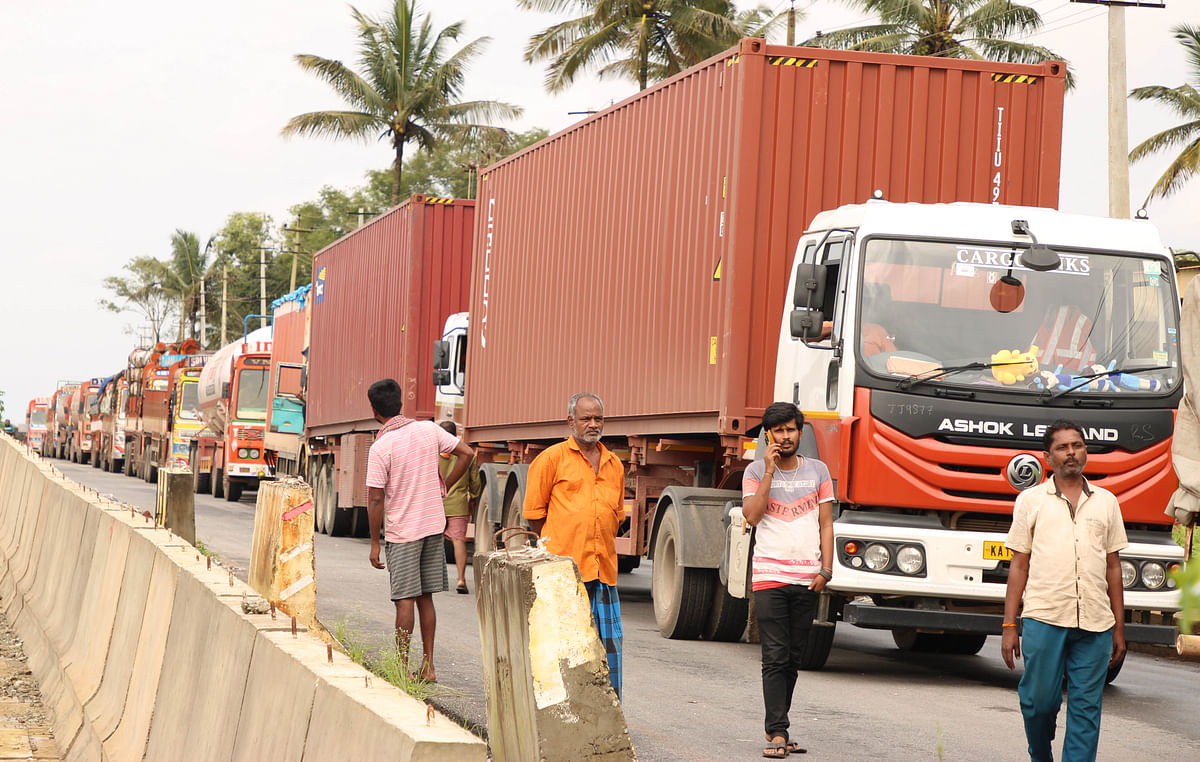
[
  {"x1": 465, "y1": 40, "x2": 1065, "y2": 440},
  {"x1": 308, "y1": 195, "x2": 474, "y2": 435}
]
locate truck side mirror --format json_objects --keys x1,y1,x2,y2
[
  {"x1": 222, "y1": 382, "x2": 230, "y2": 399},
  {"x1": 790, "y1": 308, "x2": 826, "y2": 341},
  {"x1": 793, "y1": 263, "x2": 827, "y2": 310},
  {"x1": 433, "y1": 369, "x2": 451, "y2": 386},
  {"x1": 433, "y1": 340, "x2": 450, "y2": 371}
]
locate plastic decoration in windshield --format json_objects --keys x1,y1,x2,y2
[{"x1": 858, "y1": 239, "x2": 1180, "y2": 397}]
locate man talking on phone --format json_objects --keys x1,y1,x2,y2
[{"x1": 742, "y1": 402, "x2": 835, "y2": 759}]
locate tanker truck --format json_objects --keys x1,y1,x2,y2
[
  {"x1": 192, "y1": 326, "x2": 274, "y2": 502},
  {"x1": 434, "y1": 41, "x2": 1183, "y2": 677}
]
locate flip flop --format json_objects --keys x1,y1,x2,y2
[
  {"x1": 786, "y1": 742, "x2": 807, "y2": 754},
  {"x1": 456, "y1": 583, "x2": 469, "y2": 595},
  {"x1": 762, "y1": 741, "x2": 788, "y2": 759}
]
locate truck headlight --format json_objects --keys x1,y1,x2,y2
[
  {"x1": 250, "y1": 448, "x2": 261, "y2": 459},
  {"x1": 1141, "y1": 562, "x2": 1166, "y2": 590},
  {"x1": 864, "y1": 543, "x2": 891, "y2": 571},
  {"x1": 1120, "y1": 560, "x2": 1137, "y2": 589},
  {"x1": 238, "y1": 448, "x2": 248, "y2": 459},
  {"x1": 896, "y1": 546, "x2": 924, "y2": 575}
]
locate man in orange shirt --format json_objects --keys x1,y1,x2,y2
[{"x1": 524, "y1": 392, "x2": 626, "y2": 698}]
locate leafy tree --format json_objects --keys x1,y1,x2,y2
[
  {"x1": 806, "y1": 1, "x2": 1074, "y2": 89},
  {"x1": 1129, "y1": 24, "x2": 1200, "y2": 206},
  {"x1": 160, "y1": 230, "x2": 211, "y2": 342},
  {"x1": 520, "y1": 1, "x2": 783, "y2": 92},
  {"x1": 208, "y1": 212, "x2": 278, "y2": 343},
  {"x1": 281, "y1": 0, "x2": 521, "y2": 205},
  {"x1": 0, "y1": 390, "x2": 5, "y2": 421},
  {"x1": 100, "y1": 257, "x2": 180, "y2": 344}
]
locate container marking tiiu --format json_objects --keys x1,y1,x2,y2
[
  {"x1": 769, "y1": 57, "x2": 818, "y2": 68},
  {"x1": 992, "y1": 106, "x2": 1006, "y2": 204},
  {"x1": 991, "y1": 73, "x2": 1038, "y2": 85},
  {"x1": 480, "y1": 197, "x2": 496, "y2": 349}
]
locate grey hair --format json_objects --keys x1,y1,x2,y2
[{"x1": 568, "y1": 392, "x2": 605, "y2": 418}]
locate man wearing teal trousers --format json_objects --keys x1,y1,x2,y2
[{"x1": 1001, "y1": 420, "x2": 1127, "y2": 762}]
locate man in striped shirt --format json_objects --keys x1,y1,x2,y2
[
  {"x1": 366, "y1": 378, "x2": 474, "y2": 682},
  {"x1": 742, "y1": 402, "x2": 835, "y2": 759}
]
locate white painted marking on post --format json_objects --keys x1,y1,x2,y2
[{"x1": 279, "y1": 575, "x2": 314, "y2": 600}]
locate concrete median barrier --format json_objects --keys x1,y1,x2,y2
[{"x1": 0, "y1": 434, "x2": 486, "y2": 761}]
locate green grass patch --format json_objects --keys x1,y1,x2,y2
[
  {"x1": 1171, "y1": 523, "x2": 1200, "y2": 558},
  {"x1": 331, "y1": 619, "x2": 437, "y2": 702},
  {"x1": 194, "y1": 539, "x2": 218, "y2": 559}
]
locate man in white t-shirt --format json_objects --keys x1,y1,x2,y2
[{"x1": 743, "y1": 402, "x2": 835, "y2": 760}]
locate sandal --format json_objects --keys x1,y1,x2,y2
[
  {"x1": 762, "y1": 741, "x2": 788, "y2": 759},
  {"x1": 456, "y1": 583, "x2": 469, "y2": 595},
  {"x1": 786, "y1": 742, "x2": 807, "y2": 754}
]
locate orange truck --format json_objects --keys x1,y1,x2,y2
[
  {"x1": 193, "y1": 327, "x2": 274, "y2": 502},
  {"x1": 45, "y1": 383, "x2": 78, "y2": 459},
  {"x1": 91, "y1": 372, "x2": 129, "y2": 472},
  {"x1": 24, "y1": 397, "x2": 50, "y2": 454},
  {"x1": 65, "y1": 379, "x2": 97, "y2": 464},
  {"x1": 122, "y1": 340, "x2": 206, "y2": 482}
]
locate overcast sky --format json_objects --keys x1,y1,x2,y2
[{"x1": 1, "y1": 1, "x2": 1196, "y2": 419}]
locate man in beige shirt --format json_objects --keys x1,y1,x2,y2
[{"x1": 1001, "y1": 420, "x2": 1127, "y2": 762}]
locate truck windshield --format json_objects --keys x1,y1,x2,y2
[
  {"x1": 177, "y1": 382, "x2": 201, "y2": 420},
  {"x1": 30, "y1": 410, "x2": 47, "y2": 427},
  {"x1": 234, "y1": 368, "x2": 269, "y2": 420},
  {"x1": 858, "y1": 239, "x2": 1181, "y2": 396}
]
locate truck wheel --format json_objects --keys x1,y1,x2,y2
[
  {"x1": 194, "y1": 461, "x2": 211, "y2": 494},
  {"x1": 703, "y1": 586, "x2": 750, "y2": 642},
  {"x1": 326, "y1": 465, "x2": 353, "y2": 537},
  {"x1": 315, "y1": 460, "x2": 333, "y2": 534},
  {"x1": 224, "y1": 475, "x2": 243, "y2": 502},
  {"x1": 143, "y1": 452, "x2": 157, "y2": 484},
  {"x1": 799, "y1": 622, "x2": 836, "y2": 670},
  {"x1": 213, "y1": 467, "x2": 225, "y2": 499},
  {"x1": 122, "y1": 454, "x2": 132, "y2": 477},
  {"x1": 473, "y1": 489, "x2": 496, "y2": 555},
  {"x1": 500, "y1": 491, "x2": 530, "y2": 547},
  {"x1": 651, "y1": 507, "x2": 715, "y2": 640},
  {"x1": 311, "y1": 461, "x2": 326, "y2": 534}
]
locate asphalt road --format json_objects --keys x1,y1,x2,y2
[{"x1": 54, "y1": 459, "x2": 1200, "y2": 761}]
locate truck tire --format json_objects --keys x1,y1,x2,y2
[
  {"x1": 799, "y1": 622, "x2": 836, "y2": 670},
  {"x1": 326, "y1": 464, "x2": 353, "y2": 537},
  {"x1": 213, "y1": 467, "x2": 225, "y2": 499},
  {"x1": 122, "y1": 453, "x2": 132, "y2": 477},
  {"x1": 352, "y1": 507, "x2": 371, "y2": 538},
  {"x1": 703, "y1": 586, "x2": 750, "y2": 642},
  {"x1": 500, "y1": 491, "x2": 530, "y2": 548},
  {"x1": 194, "y1": 461, "x2": 211, "y2": 495},
  {"x1": 473, "y1": 489, "x2": 496, "y2": 554},
  {"x1": 143, "y1": 451, "x2": 157, "y2": 484},
  {"x1": 891, "y1": 630, "x2": 985, "y2": 655},
  {"x1": 224, "y1": 474, "x2": 243, "y2": 502},
  {"x1": 651, "y1": 507, "x2": 715, "y2": 640},
  {"x1": 311, "y1": 461, "x2": 327, "y2": 534}
]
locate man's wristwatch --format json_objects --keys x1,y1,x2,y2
[{"x1": 817, "y1": 568, "x2": 833, "y2": 581}]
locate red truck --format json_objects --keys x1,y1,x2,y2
[
  {"x1": 92, "y1": 372, "x2": 129, "y2": 472},
  {"x1": 304, "y1": 195, "x2": 474, "y2": 536},
  {"x1": 194, "y1": 328, "x2": 274, "y2": 502},
  {"x1": 434, "y1": 41, "x2": 1181, "y2": 674},
  {"x1": 263, "y1": 285, "x2": 311, "y2": 477}
]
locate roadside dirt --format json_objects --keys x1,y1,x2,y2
[{"x1": 0, "y1": 609, "x2": 59, "y2": 760}]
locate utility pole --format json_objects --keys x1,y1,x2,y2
[
  {"x1": 787, "y1": 1, "x2": 796, "y2": 46},
  {"x1": 1070, "y1": 0, "x2": 1166, "y2": 216},
  {"x1": 282, "y1": 218, "x2": 313, "y2": 292},
  {"x1": 260, "y1": 247, "x2": 267, "y2": 328},
  {"x1": 221, "y1": 264, "x2": 228, "y2": 346},
  {"x1": 199, "y1": 275, "x2": 206, "y2": 350},
  {"x1": 1108, "y1": 4, "x2": 1130, "y2": 218}
]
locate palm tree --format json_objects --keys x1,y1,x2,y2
[
  {"x1": 519, "y1": 1, "x2": 785, "y2": 93},
  {"x1": 282, "y1": 0, "x2": 521, "y2": 206},
  {"x1": 1129, "y1": 24, "x2": 1200, "y2": 206},
  {"x1": 160, "y1": 230, "x2": 208, "y2": 342},
  {"x1": 808, "y1": 1, "x2": 1074, "y2": 89}
]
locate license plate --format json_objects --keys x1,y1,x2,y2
[{"x1": 983, "y1": 541, "x2": 1013, "y2": 561}]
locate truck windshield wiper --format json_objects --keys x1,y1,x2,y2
[
  {"x1": 1040, "y1": 365, "x2": 1172, "y2": 402},
  {"x1": 897, "y1": 360, "x2": 1030, "y2": 391}
]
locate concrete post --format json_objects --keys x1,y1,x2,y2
[
  {"x1": 476, "y1": 545, "x2": 635, "y2": 761},
  {"x1": 156, "y1": 466, "x2": 195, "y2": 545},
  {"x1": 249, "y1": 477, "x2": 317, "y2": 629}
]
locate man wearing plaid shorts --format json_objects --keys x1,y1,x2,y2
[
  {"x1": 524, "y1": 392, "x2": 626, "y2": 699},
  {"x1": 366, "y1": 378, "x2": 474, "y2": 682}
]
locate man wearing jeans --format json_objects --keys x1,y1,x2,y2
[
  {"x1": 743, "y1": 402, "x2": 834, "y2": 759},
  {"x1": 1002, "y1": 419, "x2": 1127, "y2": 761}
]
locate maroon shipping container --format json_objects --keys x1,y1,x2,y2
[
  {"x1": 465, "y1": 40, "x2": 1065, "y2": 439},
  {"x1": 308, "y1": 195, "x2": 474, "y2": 435}
]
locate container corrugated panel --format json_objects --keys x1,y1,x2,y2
[
  {"x1": 307, "y1": 196, "x2": 475, "y2": 436},
  {"x1": 464, "y1": 40, "x2": 1065, "y2": 440}
]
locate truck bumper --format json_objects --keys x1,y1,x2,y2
[
  {"x1": 843, "y1": 602, "x2": 1179, "y2": 646},
  {"x1": 829, "y1": 515, "x2": 1183, "y2": 612}
]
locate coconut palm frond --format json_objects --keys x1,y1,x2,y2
[
  {"x1": 1142, "y1": 137, "x2": 1200, "y2": 202},
  {"x1": 281, "y1": 110, "x2": 382, "y2": 141},
  {"x1": 1130, "y1": 84, "x2": 1200, "y2": 121},
  {"x1": 1129, "y1": 121, "x2": 1200, "y2": 163}
]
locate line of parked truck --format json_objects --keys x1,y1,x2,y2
[{"x1": 28, "y1": 41, "x2": 1188, "y2": 677}]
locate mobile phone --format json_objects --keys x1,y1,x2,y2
[{"x1": 765, "y1": 429, "x2": 775, "y2": 445}]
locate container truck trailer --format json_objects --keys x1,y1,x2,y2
[
  {"x1": 305, "y1": 195, "x2": 474, "y2": 536},
  {"x1": 193, "y1": 327, "x2": 273, "y2": 502},
  {"x1": 263, "y1": 284, "x2": 311, "y2": 477},
  {"x1": 438, "y1": 42, "x2": 1181, "y2": 675}
]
